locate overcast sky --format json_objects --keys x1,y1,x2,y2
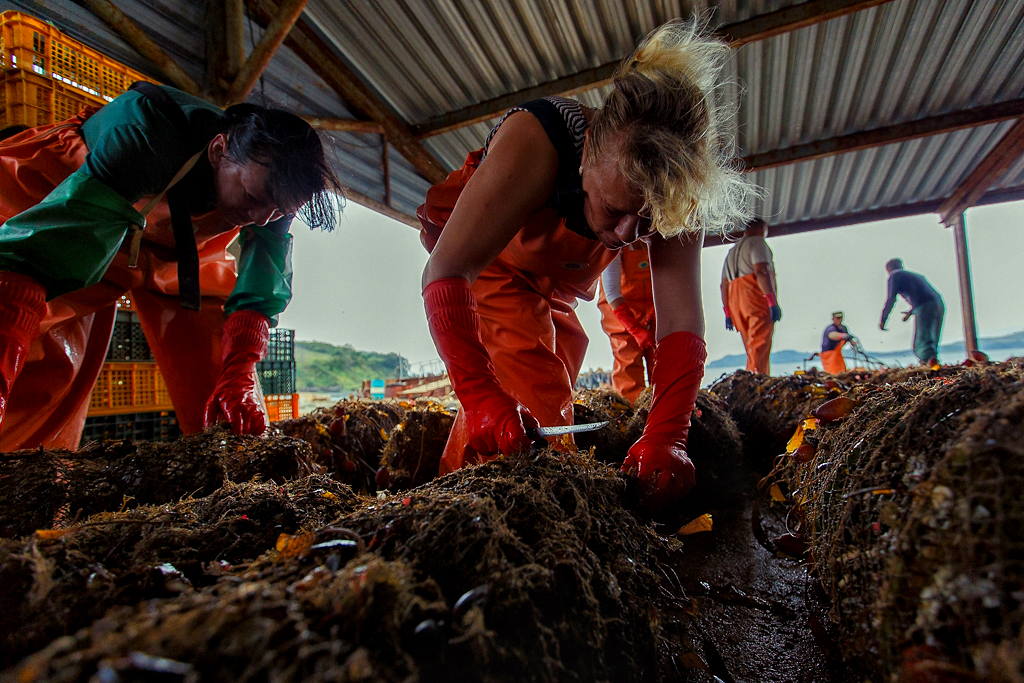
[{"x1": 279, "y1": 200, "x2": 1024, "y2": 375}]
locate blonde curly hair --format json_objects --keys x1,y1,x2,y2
[{"x1": 585, "y1": 18, "x2": 757, "y2": 237}]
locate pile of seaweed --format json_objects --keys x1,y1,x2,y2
[
  {"x1": 275, "y1": 399, "x2": 447, "y2": 493},
  {"x1": 0, "y1": 429, "x2": 316, "y2": 538},
  {"x1": 709, "y1": 370, "x2": 842, "y2": 468},
  {"x1": 5, "y1": 450, "x2": 701, "y2": 683},
  {"x1": 764, "y1": 360, "x2": 1024, "y2": 680},
  {"x1": 0, "y1": 474, "x2": 358, "y2": 667}
]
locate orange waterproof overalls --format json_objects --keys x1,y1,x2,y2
[
  {"x1": 0, "y1": 111, "x2": 240, "y2": 450},
  {"x1": 419, "y1": 149, "x2": 616, "y2": 474},
  {"x1": 820, "y1": 340, "x2": 847, "y2": 374},
  {"x1": 597, "y1": 244, "x2": 655, "y2": 404},
  {"x1": 726, "y1": 273, "x2": 773, "y2": 375}
]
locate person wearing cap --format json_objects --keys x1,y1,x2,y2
[
  {"x1": 879, "y1": 258, "x2": 944, "y2": 367},
  {"x1": 820, "y1": 311, "x2": 854, "y2": 374},
  {"x1": 721, "y1": 219, "x2": 781, "y2": 374}
]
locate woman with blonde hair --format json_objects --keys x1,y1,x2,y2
[{"x1": 417, "y1": 19, "x2": 755, "y2": 512}]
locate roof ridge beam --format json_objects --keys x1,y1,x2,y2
[
  {"x1": 744, "y1": 98, "x2": 1024, "y2": 171},
  {"x1": 702, "y1": 186, "x2": 1024, "y2": 247},
  {"x1": 410, "y1": 0, "x2": 896, "y2": 139},
  {"x1": 246, "y1": 0, "x2": 448, "y2": 184}
]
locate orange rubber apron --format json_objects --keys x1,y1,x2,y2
[
  {"x1": 420, "y1": 151, "x2": 616, "y2": 474},
  {"x1": 820, "y1": 340, "x2": 847, "y2": 375},
  {"x1": 726, "y1": 273, "x2": 773, "y2": 375},
  {"x1": 0, "y1": 111, "x2": 240, "y2": 451},
  {"x1": 597, "y1": 244, "x2": 654, "y2": 405}
]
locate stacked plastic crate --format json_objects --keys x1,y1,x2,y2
[
  {"x1": 0, "y1": 11, "x2": 153, "y2": 129},
  {"x1": 80, "y1": 296, "x2": 180, "y2": 445},
  {"x1": 260, "y1": 328, "x2": 299, "y2": 421}
]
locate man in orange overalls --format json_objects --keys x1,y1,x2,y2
[
  {"x1": 597, "y1": 243, "x2": 655, "y2": 405},
  {"x1": 820, "y1": 311, "x2": 853, "y2": 374},
  {"x1": 721, "y1": 219, "x2": 781, "y2": 374}
]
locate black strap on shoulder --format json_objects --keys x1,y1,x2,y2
[
  {"x1": 514, "y1": 99, "x2": 596, "y2": 240},
  {"x1": 128, "y1": 81, "x2": 203, "y2": 311}
]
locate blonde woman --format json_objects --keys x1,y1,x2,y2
[{"x1": 417, "y1": 20, "x2": 755, "y2": 512}]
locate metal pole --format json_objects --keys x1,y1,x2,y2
[{"x1": 952, "y1": 212, "x2": 980, "y2": 356}]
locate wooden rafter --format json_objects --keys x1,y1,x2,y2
[
  {"x1": 82, "y1": 0, "x2": 201, "y2": 97},
  {"x1": 343, "y1": 187, "x2": 418, "y2": 228},
  {"x1": 246, "y1": 0, "x2": 447, "y2": 184},
  {"x1": 743, "y1": 99, "x2": 1024, "y2": 172},
  {"x1": 410, "y1": 0, "x2": 896, "y2": 139},
  {"x1": 226, "y1": 0, "x2": 309, "y2": 104},
  {"x1": 301, "y1": 116, "x2": 383, "y2": 134},
  {"x1": 938, "y1": 119, "x2": 1024, "y2": 225},
  {"x1": 224, "y1": 0, "x2": 246, "y2": 78}
]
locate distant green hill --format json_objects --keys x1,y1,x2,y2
[{"x1": 294, "y1": 340, "x2": 406, "y2": 391}]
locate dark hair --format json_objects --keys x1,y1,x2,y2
[
  {"x1": 222, "y1": 104, "x2": 344, "y2": 231},
  {"x1": 0, "y1": 124, "x2": 28, "y2": 142},
  {"x1": 886, "y1": 258, "x2": 903, "y2": 271}
]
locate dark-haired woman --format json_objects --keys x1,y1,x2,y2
[
  {"x1": 419, "y1": 21, "x2": 755, "y2": 512},
  {"x1": 0, "y1": 83, "x2": 341, "y2": 449}
]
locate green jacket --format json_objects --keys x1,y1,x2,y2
[{"x1": 0, "y1": 86, "x2": 292, "y2": 324}]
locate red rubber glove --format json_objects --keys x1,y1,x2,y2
[
  {"x1": 612, "y1": 303, "x2": 655, "y2": 352},
  {"x1": 203, "y1": 310, "x2": 270, "y2": 436},
  {"x1": 621, "y1": 331, "x2": 706, "y2": 513},
  {"x1": 423, "y1": 278, "x2": 539, "y2": 458},
  {"x1": 0, "y1": 272, "x2": 47, "y2": 431}
]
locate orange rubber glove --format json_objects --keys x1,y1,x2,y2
[
  {"x1": 0, "y1": 272, "x2": 47, "y2": 431},
  {"x1": 423, "y1": 277, "x2": 539, "y2": 458},
  {"x1": 612, "y1": 303, "x2": 655, "y2": 352},
  {"x1": 621, "y1": 331, "x2": 706, "y2": 513},
  {"x1": 203, "y1": 310, "x2": 270, "y2": 436}
]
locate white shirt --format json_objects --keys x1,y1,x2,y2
[{"x1": 722, "y1": 235, "x2": 775, "y2": 282}]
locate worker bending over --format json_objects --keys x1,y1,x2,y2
[
  {"x1": 721, "y1": 219, "x2": 781, "y2": 374},
  {"x1": 417, "y1": 20, "x2": 756, "y2": 512},
  {"x1": 879, "y1": 258, "x2": 944, "y2": 367},
  {"x1": 821, "y1": 311, "x2": 854, "y2": 374},
  {"x1": 0, "y1": 83, "x2": 341, "y2": 449},
  {"x1": 597, "y1": 244, "x2": 655, "y2": 405}
]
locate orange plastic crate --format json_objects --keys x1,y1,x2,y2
[
  {"x1": 88, "y1": 362, "x2": 174, "y2": 417},
  {"x1": 0, "y1": 10, "x2": 154, "y2": 128},
  {"x1": 265, "y1": 393, "x2": 299, "y2": 422}
]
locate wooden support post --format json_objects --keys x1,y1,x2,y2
[
  {"x1": 83, "y1": 0, "x2": 202, "y2": 96},
  {"x1": 227, "y1": 0, "x2": 309, "y2": 104},
  {"x1": 225, "y1": 0, "x2": 246, "y2": 78},
  {"x1": 382, "y1": 135, "x2": 391, "y2": 208},
  {"x1": 951, "y1": 213, "x2": 980, "y2": 357}
]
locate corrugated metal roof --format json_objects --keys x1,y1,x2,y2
[{"x1": 6, "y1": 0, "x2": 1024, "y2": 227}]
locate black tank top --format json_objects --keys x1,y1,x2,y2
[{"x1": 483, "y1": 96, "x2": 595, "y2": 240}]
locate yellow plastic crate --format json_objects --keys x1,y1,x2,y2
[
  {"x1": 265, "y1": 393, "x2": 299, "y2": 422},
  {"x1": 0, "y1": 10, "x2": 154, "y2": 128},
  {"x1": 88, "y1": 362, "x2": 174, "y2": 417}
]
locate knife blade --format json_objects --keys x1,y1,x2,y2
[{"x1": 528, "y1": 421, "x2": 609, "y2": 438}]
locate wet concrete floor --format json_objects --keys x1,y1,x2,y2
[{"x1": 658, "y1": 471, "x2": 856, "y2": 683}]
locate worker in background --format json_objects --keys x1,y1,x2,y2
[
  {"x1": 821, "y1": 311, "x2": 854, "y2": 374},
  {"x1": 879, "y1": 258, "x2": 944, "y2": 367},
  {"x1": 721, "y1": 219, "x2": 781, "y2": 374},
  {"x1": 0, "y1": 83, "x2": 341, "y2": 450},
  {"x1": 597, "y1": 243, "x2": 654, "y2": 405},
  {"x1": 417, "y1": 20, "x2": 756, "y2": 512}
]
